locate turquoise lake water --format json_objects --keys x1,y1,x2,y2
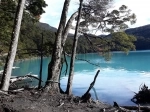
[{"x1": 11, "y1": 50, "x2": 150, "y2": 105}]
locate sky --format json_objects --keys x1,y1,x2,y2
[{"x1": 40, "y1": 0, "x2": 150, "y2": 30}]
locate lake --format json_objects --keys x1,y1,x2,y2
[{"x1": 12, "y1": 50, "x2": 150, "y2": 106}]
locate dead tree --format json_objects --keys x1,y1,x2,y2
[{"x1": 81, "y1": 70, "x2": 100, "y2": 102}]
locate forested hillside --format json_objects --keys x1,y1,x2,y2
[
  {"x1": 0, "y1": 0, "x2": 56, "y2": 67},
  {"x1": 38, "y1": 22, "x2": 150, "y2": 52},
  {"x1": 125, "y1": 25, "x2": 150, "y2": 50},
  {"x1": 0, "y1": 0, "x2": 55, "y2": 60},
  {"x1": 0, "y1": 0, "x2": 149, "y2": 65},
  {"x1": 126, "y1": 24, "x2": 150, "y2": 38}
]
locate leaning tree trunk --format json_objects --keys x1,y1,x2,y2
[
  {"x1": 0, "y1": 0, "x2": 26, "y2": 91},
  {"x1": 66, "y1": 0, "x2": 83, "y2": 95},
  {"x1": 62, "y1": 11, "x2": 78, "y2": 46},
  {"x1": 45, "y1": 0, "x2": 71, "y2": 92}
]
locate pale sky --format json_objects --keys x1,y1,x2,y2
[{"x1": 40, "y1": 0, "x2": 150, "y2": 30}]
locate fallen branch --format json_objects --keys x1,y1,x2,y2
[
  {"x1": 8, "y1": 88, "x2": 24, "y2": 94},
  {"x1": 122, "y1": 105, "x2": 150, "y2": 111},
  {"x1": 0, "y1": 90, "x2": 10, "y2": 96},
  {"x1": 10, "y1": 73, "x2": 43, "y2": 84},
  {"x1": 57, "y1": 103, "x2": 64, "y2": 107},
  {"x1": 113, "y1": 102, "x2": 130, "y2": 112},
  {"x1": 81, "y1": 70, "x2": 100, "y2": 102},
  {"x1": 113, "y1": 102, "x2": 150, "y2": 112}
]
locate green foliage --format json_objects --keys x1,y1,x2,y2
[
  {"x1": 17, "y1": 13, "x2": 55, "y2": 58},
  {"x1": 81, "y1": 0, "x2": 137, "y2": 33},
  {"x1": 0, "y1": 0, "x2": 16, "y2": 52},
  {"x1": 26, "y1": 0, "x2": 48, "y2": 18},
  {"x1": 111, "y1": 32, "x2": 136, "y2": 53},
  {"x1": 0, "y1": 0, "x2": 54, "y2": 61}
]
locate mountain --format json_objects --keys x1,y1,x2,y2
[
  {"x1": 125, "y1": 24, "x2": 150, "y2": 50},
  {"x1": 125, "y1": 24, "x2": 150, "y2": 38},
  {"x1": 37, "y1": 22, "x2": 57, "y2": 32},
  {"x1": 37, "y1": 22, "x2": 150, "y2": 50},
  {"x1": 38, "y1": 22, "x2": 150, "y2": 39},
  {"x1": 37, "y1": 22, "x2": 74, "y2": 37}
]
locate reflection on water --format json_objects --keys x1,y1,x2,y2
[
  {"x1": 11, "y1": 50, "x2": 150, "y2": 105},
  {"x1": 61, "y1": 68, "x2": 150, "y2": 105}
]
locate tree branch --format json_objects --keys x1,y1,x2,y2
[{"x1": 81, "y1": 70, "x2": 100, "y2": 102}]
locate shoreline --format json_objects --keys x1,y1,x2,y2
[
  {"x1": 0, "y1": 88, "x2": 145, "y2": 112},
  {"x1": 15, "y1": 56, "x2": 49, "y2": 62}
]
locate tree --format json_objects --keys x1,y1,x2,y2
[
  {"x1": 0, "y1": 0, "x2": 16, "y2": 53},
  {"x1": 45, "y1": 0, "x2": 71, "y2": 92},
  {"x1": 66, "y1": 0, "x2": 136, "y2": 95},
  {"x1": 0, "y1": 0, "x2": 26, "y2": 91},
  {"x1": 78, "y1": 1, "x2": 136, "y2": 60},
  {"x1": 0, "y1": 0, "x2": 47, "y2": 55},
  {"x1": 66, "y1": 0, "x2": 83, "y2": 95},
  {"x1": 80, "y1": 1, "x2": 136, "y2": 33},
  {"x1": 46, "y1": 0, "x2": 136, "y2": 94},
  {"x1": 25, "y1": 0, "x2": 47, "y2": 19},
  {"x1": 110, "y1": 32, "x2": 136, "y2": 52}
]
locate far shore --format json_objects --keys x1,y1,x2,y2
[{"x1": 15, "y1": 56, "x2": 49, "y2": 62}]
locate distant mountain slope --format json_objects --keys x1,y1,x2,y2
[
  {"x1": 37, "y1": 22, "x2": 150, "y2": 50},
  {"x1": 125, "y1": 24, "x2": 150, "y2": 38},
  {"x1": 125, "y1": 25, "x2": 150, "y2": 50},
  {"x1": 37, "y1": 22, "x2": 57, "y2": 32},
  {"x1": 38, "y1": 22, "x2": 74, "y2": 37},
  {"x1": 38, "y1": 22, "x2": 150, "y2": 39}
]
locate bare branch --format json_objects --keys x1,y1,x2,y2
[
  {"x1": 81, "y1": 70, "x2": 100, "y2": 102},
  {"x1": 65, "y1": 52, "x2": 100, "y2": 67}
]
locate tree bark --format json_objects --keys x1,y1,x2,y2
[
  {"x1": 62, "y1": 11, "x2": 78, "y2": 46},
  {"x1": 81, "y1": 70, "x2": 100, "y2": 102},
  {"x1": 0, "y1": 0, "x2": 26, "y2": 92},
  {"x1": 38, "y1": 33, "x2": 43, "y2": 89},
  {"x1": 66, "y1": 0, "x2": 83, "y2": 95},
  {"x1": 45, "y1": 0, "x2": 71, "y2": 92}
]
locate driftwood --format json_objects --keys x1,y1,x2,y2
[
  {"x1": 8, "y1": 88, "x2": 25, "y2": 94},
  {"x1": 122, "y1": 105, "x2": 150, "y2": 111},
  {"x1": 0, "y1": 90, "x2": 10, "y2": 96},
  {"x1": 113, "y1": 101, "x2": 150, "y2": 111},
  {"x1": 81, "y1": 70, "x2": 100, "y2": 102},
  {"x1": 10, "y1": 73, "x2": 42, "y2": 84},
  {"x1": 0, "y1": 67, "x2": 19, "y2": 75},
  {"x1": 113, "y1": 102, "x2": 130, "y2": 112}
]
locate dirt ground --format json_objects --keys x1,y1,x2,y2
[
  {"x1": 0, "y1": 88, "x2": 118, "y2": 112},
  {"x1": 1, "y1": 88, "x2": 150, "y2": 112}
]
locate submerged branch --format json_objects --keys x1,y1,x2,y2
[{"x1": 81, "y1": 70, "x2": 100, "y2": 102}]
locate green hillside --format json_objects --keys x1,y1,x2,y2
[{"x1": 125, "y1": 25, "x2": 150, "y2": 50}]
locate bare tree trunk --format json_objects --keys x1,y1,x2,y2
[
  {"x1": 66, "y1": 0, "x2": 83, "y2": 95},
  {"x1": 0, "y1": 0, "x2": 26, "y2": 92},
  {"x1": 38, "y1": 33, "x2": 43, "y2": 89},
  {"x1": 62, "y1": 11, "x2": 78, "y2": 46},
  {"x1": 45, "y1": 0, "x2": 71, "y2": 92}
]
